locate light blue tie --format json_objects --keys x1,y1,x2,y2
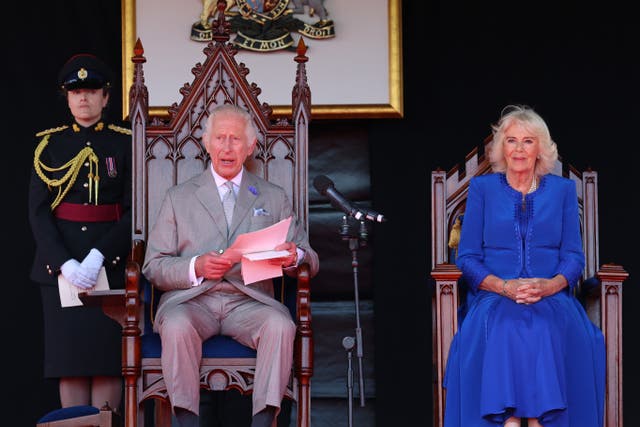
[{"x1": 222, "y1": 181, "x2": 236, "y2": 231}]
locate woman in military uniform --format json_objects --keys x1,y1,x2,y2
[{"x1": 28, "y1": 54, "x2": 131, "y2": 412}]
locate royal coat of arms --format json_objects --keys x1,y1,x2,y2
[{"x1": 191, "y1": 0, "x2": 335, "y2": 51}]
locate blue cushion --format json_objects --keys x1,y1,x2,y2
[
  {"x1": 38, "y1": 405, "x2": 99, "y2": 422},
  {"x1": 577, "y1": 275, "x2": 601, "y2": 306},
  {"x1": 581, "y1": 275, "x2": 600, "y2": 293},
  {"x1": 142, "y1": 332, "x2": 256, "y2": 358}
]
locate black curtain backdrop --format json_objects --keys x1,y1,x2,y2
[{"x1": 5, "y1": 1, "x2": 637, "y2": 426}]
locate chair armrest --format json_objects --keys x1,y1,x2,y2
[
  {"x1": 121, "y1": 239, "x2": 145, "y2": 427},
  {"x1": 292, "y1": 261, "x2": 313, "y2": 425},
  {"x1": 294, "y1": 262, "x2": 313, "y2": 382},
  {"x1": 431, "y1": 263, "x2": 463, "y2": 427},
  {"x1": 124, "y1": 239, "x2": 145, "y2": 340},
  {"x1": 595, "y1": 263, "x2": 627, "y2": 427},
  {"x1": 596, "y1": 263, "x2": 628, "y2": 288},
  {"x1": 295, "y1": 262, "x2": 311, "y2": 325}
]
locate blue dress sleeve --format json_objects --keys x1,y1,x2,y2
[{"x1": 455, "y1": 178, "x2": 493, "y2": 292}]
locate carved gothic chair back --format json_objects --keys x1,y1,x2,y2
[
  {"x1": 122, "y1": 5, "x2": 313, "y2": 427},
  {"x1": 430, "y1": 137, "x2": 627, "y2": 427}
]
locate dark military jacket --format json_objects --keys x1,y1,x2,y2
[{"x1": 28, "y1": 121, "x2": 132, "y2": 286}]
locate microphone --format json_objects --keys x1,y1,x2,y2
[
  {"x1": 360, "y1": 208, "x2": 386, "y2": 223},
  {"x1": 313, "y1": 175, "x2": 386, "y2": 223}
]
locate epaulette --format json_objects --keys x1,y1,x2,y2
[
  {"x1": 108, "y1": 124, "x2": 132, "y2": 135},
  {"x1": 35, "y1": 125, "x2": 69, "y2": 138}
]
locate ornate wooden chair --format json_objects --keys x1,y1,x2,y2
[
  {"x1": 121, "y1": 4, "x2": 313, "y2": 427},
  {"x1": 430, "y1": 137, "x2": 628, "y2": 427}
]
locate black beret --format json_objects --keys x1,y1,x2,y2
[{"x1": 58, "y1": 53, "x2": 113, "y2": 90}]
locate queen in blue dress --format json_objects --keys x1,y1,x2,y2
[{"x1": 443, "y1": 105, "x2": 605, "y2": 427}]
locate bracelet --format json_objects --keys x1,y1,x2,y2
[{"x1": 501, "y1": 280, "x2": 508, "y2": 296}]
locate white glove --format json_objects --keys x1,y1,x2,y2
[
  {"x1": 60, "y1": 259, "x2": 94, "y2": 289},
  {"x1": 79, "y1": 248, "x2": 105, "y2": 283}
]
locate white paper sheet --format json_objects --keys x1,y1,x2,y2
[
  {"x1": 243, "y1": 250, "x2": 290, "y2": 261},
  {"x1": 58, "y1": 267, "x2": 110, "y2": 307},
  {"x1": 227, "y1": 217, "x2": 292, "y2": 284}
]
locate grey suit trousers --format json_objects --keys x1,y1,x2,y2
[{"x1": 156, "y1": 285, "x2": 296, "y2": 417}]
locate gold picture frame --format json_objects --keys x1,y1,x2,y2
[{"x1": 121, "y1": 0, "x2": 403, "y2": 119}]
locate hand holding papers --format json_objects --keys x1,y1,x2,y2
[
  {"x1": 58, "y1": 266, "x2": 110, "y2": 307},
  {"x1": 228, "y1": 216, "x2": 293, "y2": 284}
]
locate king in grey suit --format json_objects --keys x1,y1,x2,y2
[{"x1": 142, "y1": 105, "x2": 319, "y2": 427}]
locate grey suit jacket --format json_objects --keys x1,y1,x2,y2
[{"x1": 142, "y1": 168, "x2": 320, "y2": 331}]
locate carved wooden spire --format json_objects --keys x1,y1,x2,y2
[
  {"x1": 129, "y1": 38, "x2": 149, "y2": 125},
  {"x1": 211, "y1": 0, "x2": 231, "y2": 43},
  {"x1": 293, "y1": 37, "x2": 311, "y2": 121}
]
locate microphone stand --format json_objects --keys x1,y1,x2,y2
[
  {"x1": 340, "y1": 215, "x2": 368, "y2": 426},
  {"x1": 342, "y1": 336, "x2": 356, "y2": 427}
]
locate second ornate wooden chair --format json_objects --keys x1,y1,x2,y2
[{"x1": 430, "y1": 138, "x2": 628, "y2": 427}]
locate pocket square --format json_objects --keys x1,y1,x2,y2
[{"x1": 253, "y1": 208, "x2": 270, "y2": 216}]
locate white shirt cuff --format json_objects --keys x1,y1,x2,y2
[{"x1": 189, "y1": 256, "x2": 204, "y2": 287}]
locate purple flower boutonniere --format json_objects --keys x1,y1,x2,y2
[{"x1": 248, "y1": 185, "x2": 259, "y2": 196}]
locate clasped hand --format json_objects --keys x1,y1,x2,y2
[
  {"x1": 60, "y1": 248, "x2": 105, "y2": 289},
  {"x1": 504, "y1": 278, "x2": 552, "y2": 304}
]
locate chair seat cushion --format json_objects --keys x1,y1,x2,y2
[
  {"x1": 142, "y1": 333, "x2": 256, "y2": 358},
  {"x1": 38, "y1": 405, "x2": 99, "y2": 422}
]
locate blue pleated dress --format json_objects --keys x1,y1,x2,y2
[{"x1": 443, "y1": 173, "x2": 605, "y2": 427}]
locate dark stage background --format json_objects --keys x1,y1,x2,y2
[{"x1": 5, "y1": 1, "x2": 637, "y2": 426}]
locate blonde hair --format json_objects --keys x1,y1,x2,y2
[{"x1": 487, "y1": 104, "x2": 558, "y2": 176}]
